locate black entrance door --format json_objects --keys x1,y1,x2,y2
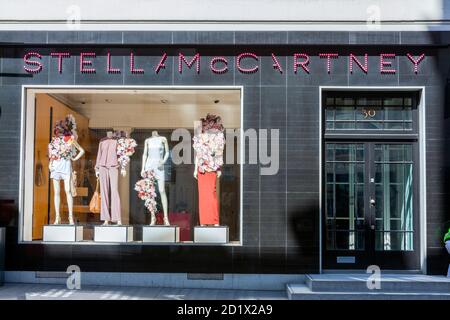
[{"x1": 323, "y1": 142, "x2": 420, "y2": 270}]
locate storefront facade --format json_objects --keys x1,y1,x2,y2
[{"x1": 0, "y1": 30, "x2": 449, "y2": 278}]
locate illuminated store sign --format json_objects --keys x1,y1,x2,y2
[{"x1": 22, "y1": 51, "x2": 426, "y2": 75}]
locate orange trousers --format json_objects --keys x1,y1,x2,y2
[{"x1": 197, "y1": 170, "x2": 219, "y2": 225}]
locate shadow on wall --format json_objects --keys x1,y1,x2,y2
[
  {"x1": 288, "y1": 204, "x2": 319, "y2": 273},
  {"x1": 0, "y1": 200, "x2": 17, "y2": 227}
]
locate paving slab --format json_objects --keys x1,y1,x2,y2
[{"x1": 0, "y1": 283, "x2": 287, "y2": 300}]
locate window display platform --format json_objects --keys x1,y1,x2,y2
[
  {"x1": 142, "y1": 225, "x2": 180, "y2": 243},
  {"x1": 43, "y1": 225, "x2": 84, "y2": 242},
  {"x1": 94, "y1": 225, "x2": 133, "y2": 243},
  {"x1": 194, "y1": 226, "x2": 229, "y2": 244}
]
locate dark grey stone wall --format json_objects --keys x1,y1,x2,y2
[{"x1": 0, "y1": 31, "x2": 448, "y2": 274}]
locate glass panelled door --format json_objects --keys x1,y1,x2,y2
[
  {"x1": 326, "y1": 144, "x2": 366, "y2": 252},
  {"x1": 373, "y1": 144, "x2": 414, "y2": 252},
  {"x1": 324, "y1": 142, "x2": 419, "y2": 270}
]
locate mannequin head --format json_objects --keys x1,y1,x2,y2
[
  {"x1": 106, "y1": 131, "x2": 114, "y2": 138},
  {"x1": 152, "y1": 130, "x2": 159, "y2": 137},
  {"x1": 200, "y1": 113, "x2": 224, "y2": 133}
]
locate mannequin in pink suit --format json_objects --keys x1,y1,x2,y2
[{"x1": 95, "y1": 131, "x2": 126, "y2": 225}]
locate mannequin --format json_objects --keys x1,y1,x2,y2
[
  {"x1": 95, "y1": 130, "x2": 126, "y2": 226},
  {"x1": 193, "y1": 114, "x2": 225, "y2": 227},
  {"x1": 48, "y1": 116, "x2": 85, "y2": 225},
  {"x1": 141, "y1": 130, "x2": 170, "y2": 226}
]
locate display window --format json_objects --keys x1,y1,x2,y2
[{"x1": 20, "y1": 87, "x2": 242, "y2": 244}]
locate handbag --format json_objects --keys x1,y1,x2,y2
[
  {"x1": 89, "y1": 178, "x2": 101, "y2": 214},
  {"x1": 35, "y1": 151, "x2": 44, "y2": 186}
]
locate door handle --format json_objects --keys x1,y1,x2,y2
[
  {"x1": 370, "y1": 198, "x2": 376, "y2": 206},
  {"x1": 371, "y1": 225, "x2": 375, "y2": 230}
]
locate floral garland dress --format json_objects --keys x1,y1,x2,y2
[{"x1": 116, "y1": 137, "x2": 138, "y2": 175}]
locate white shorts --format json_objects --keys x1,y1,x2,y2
[
  {"x1": 50, "y1": 171, "x2": 70, "y2": 181},
  {"x1": 50, "y1": 158, "x2": 72, "y2": 181}
]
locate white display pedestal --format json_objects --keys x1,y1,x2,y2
[
  {"x1": 142, "y1": 226, "x2": 180, "y2": 243},
  {"x1": 194, "y1": 226, "x2": 229, "y2": 244},
  {"x1": 94, "y1": 225, "x2": 133, "y2": 242},
  {"x1": 43, "y1": 225, "x2": 83, "y2": 242}
]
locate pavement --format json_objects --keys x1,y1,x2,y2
[{"x1": 0, "y1": 283, "x2": 288, "y2": 300}]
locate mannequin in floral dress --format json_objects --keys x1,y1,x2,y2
[
  {"x1": 48, "y1": 115, "x2": 85, "y2": 225},
  {"x1": 193, "y1": 114, "x2": 225, "y2": 226}
]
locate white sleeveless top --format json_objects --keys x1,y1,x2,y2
[{"x1": 144, "y1": 136, "x2": 166, "y2": 180}]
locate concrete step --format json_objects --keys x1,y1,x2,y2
[
  {"x1": 305, "y1": 274, "x2": 450, "y2": 293},
  {"x1": 287, "y1": 284, "x2": 450, "y2": 300}
]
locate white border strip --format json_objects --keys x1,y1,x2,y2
[{"x1": 1, "y1": 22, "x2": 450, "y2": 32}]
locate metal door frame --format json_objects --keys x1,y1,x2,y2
[{"x1": 319, "y1": 86, "x2": 426, "y2": 273}]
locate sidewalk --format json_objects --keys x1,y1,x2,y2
[{"x1": 0, "y1": 283, "x2": 288, "y2": 300}]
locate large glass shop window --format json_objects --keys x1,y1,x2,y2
[{"x1": 23, "y1": 88, "x2": 241, "y2": 244}]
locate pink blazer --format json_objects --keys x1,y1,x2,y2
[{"x1": 95, "y1": 138, "x2": 119, "y2": 169}]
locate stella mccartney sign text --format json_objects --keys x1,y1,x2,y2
[{"x1": 22, "y1": 51, "x2": 426, "y2": 75}]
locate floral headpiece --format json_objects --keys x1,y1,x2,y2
[
  {"x1": 201, "y1": 113, "x2": 224, "y2": 132},
  {"x1": 114, "y1": 130, "x2": 127, "y2": 138},
  {"x1": 53, "y1": 114, "x2": 78, "y2": 140}
]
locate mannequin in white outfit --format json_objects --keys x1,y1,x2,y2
[
  {"x1": 50, "y1": 138, "x2": 85, "y2": 225},
  {"x1": 141, "y1": 131, "x2": 170, "y2": 226}
]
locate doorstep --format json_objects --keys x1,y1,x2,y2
[{"x1": 287, "y1": 273, "x2": 450, "y2": 300}]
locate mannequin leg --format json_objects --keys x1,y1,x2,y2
[
  {"x1": 109, "y1": 167, "x2": 122, "y2": 225},
  {"x1": 157, "y1": 176, "x2": 169, "y2": 226},
  {"x1": 99, "y1": 167, "x2": 111, "y2": 223},
  {"x1": 150, "y1": 212, "x2": 156, "y2": 226},
  {"x1": 63, "y1": 177, "x2": 74, "y2": 224},
  {"x1": 52, "y1": 179, "x2": 61, "y2": 224}
]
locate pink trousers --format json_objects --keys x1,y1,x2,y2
[{"x1": 99, "y1": 166, "x2": 121, "y2": 222}]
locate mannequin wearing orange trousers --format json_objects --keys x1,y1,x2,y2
[{"x1": 195, "y1": 169, "x2": 222, "y2": 225}]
